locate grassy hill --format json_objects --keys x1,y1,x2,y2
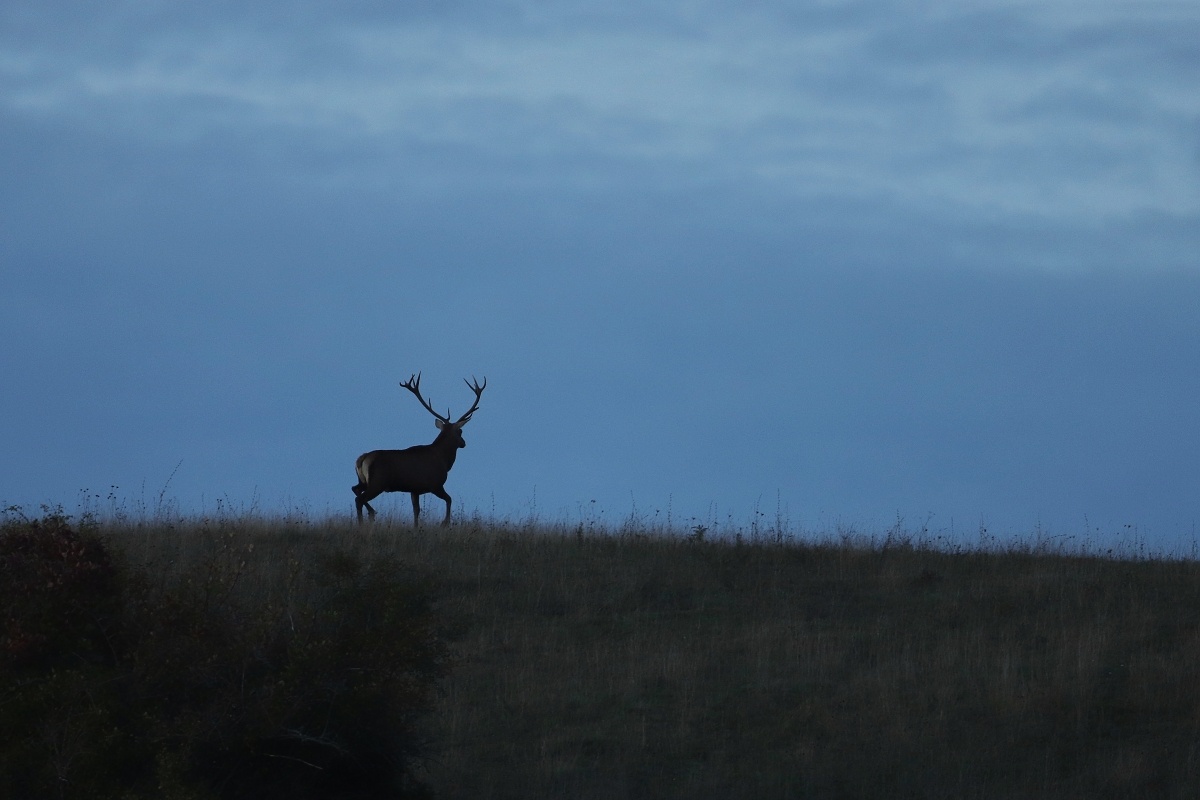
[{"x1": 6, "y1": 510, "x2": 1200, "y2": 798}]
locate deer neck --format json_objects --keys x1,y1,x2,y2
[{"x1": 432, "y1": 430, "x2": 461, "y2": 468}]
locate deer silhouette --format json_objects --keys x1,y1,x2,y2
[{"x1": 352, "y1": 373, "x2": 486, "y2": 525}]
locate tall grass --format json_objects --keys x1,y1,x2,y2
[
  {"x1": 393, "y1": 519, "x2": 1200, "y2": 799},
  {"x1": 6, "y1": 507, "x2": 1200, "y2": 798},
  {"x1": 1, "y1": 510, "x2": 446, "y2": 800}
]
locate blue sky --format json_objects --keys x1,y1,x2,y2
[{"x1": 2, "y1": 1, "x2": 1198, "y2": 547}]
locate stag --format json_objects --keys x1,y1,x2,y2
[{"x1": 353, "y1": 373, "x2": 486, "y2": 525}]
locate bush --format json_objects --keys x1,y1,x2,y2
[
  {"x1": 0, "y1": 510, "x2": 118, "y2": 670},
  {"x1": 0, "y1": 512, "x2": 446, "y2": 799}
]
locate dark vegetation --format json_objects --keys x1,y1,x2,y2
[
  {"x1": 0, "y1": 510, "x2": 445, "y2": 799},
  {"x1": 5, "y1": 507, "x2": 1200, "y2": 798}
]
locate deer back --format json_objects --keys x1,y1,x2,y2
[{"x1": 357, "y1": 434, "x2": 459, "y2": 494}]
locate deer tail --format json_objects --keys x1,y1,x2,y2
[{"x1": 354, "y1": 453, "x2": 372, "y2": 488}]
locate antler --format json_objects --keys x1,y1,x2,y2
[
  {"x1": 400, "y1": 373, "x2": 487, "y2": 426},
  {"x1": 400, "y1": 372, "x2": 451, "y2": 424},
  {"x1": 455, "y1": 376, "x2": 487, "y2": 425}
]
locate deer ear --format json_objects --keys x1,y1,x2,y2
[{"x1": 435, "y1": 419, "x2": 447, "y2": 430}]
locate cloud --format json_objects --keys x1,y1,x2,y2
[{"x1": 3, "y1": 1, "x2": 1196, "y2": 229}]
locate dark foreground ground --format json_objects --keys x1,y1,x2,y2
[{"x1": 5, "y1": 512, "x2": 1200, "y2": 798}]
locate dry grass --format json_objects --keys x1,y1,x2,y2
[
  {"x1": 2, "y1": 511, "x2": 445, "y2": 799},
  {"x1": 85, "y1": 514, "x2": 1200, "y2": 799}
]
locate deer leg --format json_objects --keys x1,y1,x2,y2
[
  {"x1": 431, "y1": 487, "x2": 452, "y2": 526},
  {"x1": 355, "y1": 491, "x2": 378, "y2": 523},
  {"x1": 410, "y1": 492, "x2": 422, "y2": 527}
]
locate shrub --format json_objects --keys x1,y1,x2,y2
[
  {"x1": 0, "y1": 510, "x2": 130, "y2": 797},
  {"x1": 0, "y1": 512, "x2": 446, "y2": 799},
  {"x1": 0, "y1": 509, "x2": 118, "y2": 670}
]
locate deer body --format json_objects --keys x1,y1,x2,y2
[{"x1": 353, "y1": 374, "x2": 485, "y2": 525}]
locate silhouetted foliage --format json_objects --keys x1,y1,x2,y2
[{"x1": 0, "y1": 512, "x2": 445, "y2": 799}]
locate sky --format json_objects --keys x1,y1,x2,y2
[{"x1": 2, "y1": 1, "x2": 1198, "y2": 549}]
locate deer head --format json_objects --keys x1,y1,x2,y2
[{"x1": 399, "y1": 372, "x2": 487, "y2": 448}]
